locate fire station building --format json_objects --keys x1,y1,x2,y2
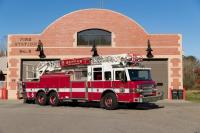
[{"x1": 7, "y1": 9, "x2": 183, "y2": 99}]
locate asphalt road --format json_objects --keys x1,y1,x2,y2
[{"x1": 0, "y1": 100, "x2": 199, "y2": 133}]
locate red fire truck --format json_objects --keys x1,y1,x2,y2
[{"x1": 20, "y1": 54, "x2": 163, "y2": 110}]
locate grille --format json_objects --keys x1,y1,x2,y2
[{"x1": 140, "y1": 84, "x2": 154, "y2": 96}]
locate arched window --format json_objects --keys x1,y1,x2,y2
[{"x1": 77, "y1": 29, "x2": 111, "y2": 46}]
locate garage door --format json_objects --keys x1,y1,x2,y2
[
  {"x1": 142, "y1": 59, "x2": 168, "y2": 99},
  {"x1": 21, "y1": 59, "x2": 59, "y2": 81}
]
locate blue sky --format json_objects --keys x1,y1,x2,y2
[{"x1": 0, "y1": 0, "x2": 200, "y2": 58}]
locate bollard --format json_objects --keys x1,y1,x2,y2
[
  {"x1": 2, "y1": 88, "x2": 8, "y2": 99},
  {"x1": 0, "y1": 88, "x2": 2, "y2": 99}
]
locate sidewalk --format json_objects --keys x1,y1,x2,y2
[{"x1": 156, "y1": 99, "x2": 192, "y2": 104}]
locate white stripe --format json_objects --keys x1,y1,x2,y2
[
  {"x1": 26, "y1": 88, "x2": 44, "y2": 92},
  {"x1": 88, "y1": 88, "x2": 130, "y2": 93},
  {"x1": 71, "y1": 88, "x2": 85, "y2": 92},
  {"x1": 59, "y1": 88, "x2": 70, "y2": 92},
  {"x1": 25, "y1": 88, "x2": 131, "y2": 93}
]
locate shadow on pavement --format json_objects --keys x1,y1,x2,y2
[{"x1": 60, "y1": 102, "x2": 164, "y2": 110}]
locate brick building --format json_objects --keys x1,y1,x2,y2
[{"x1": 7, "y1": 9, "x2": 183, "y2": 99}]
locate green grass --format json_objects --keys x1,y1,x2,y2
[{"x1": 186, "y1": 90, "x2": 200, "y2": 102}]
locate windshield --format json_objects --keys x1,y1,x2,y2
[{"x1": 128, "y1": 69, "x2": 151, "y2": 81}]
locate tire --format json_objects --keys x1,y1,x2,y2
[
  {"x1": 101, "y1": 93, "x2": 118, "y2": 110},
  {"x1": 49, "y1": 92, "x2": 60, "y2": 106},
  {"x1": 36, "y1": 92, "x2": 47, "y2": 106}
]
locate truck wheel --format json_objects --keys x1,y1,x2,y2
[
  {"x1": 36, "y1": 92, "x2": 47, "y2": 106},
  {"x1": 49, "y1": 92, "x2": 60, "y2": 106},
  {"x1": 102, "y1": 93, "x2": 118, "y2": 110}
]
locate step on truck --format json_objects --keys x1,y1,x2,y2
[{"x1": 20, "y1": 53, "x2": 163, "y2": 110}]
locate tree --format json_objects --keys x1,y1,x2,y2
[{"x1": 183, "y1": 56, "x2": 200, "y2": 90}]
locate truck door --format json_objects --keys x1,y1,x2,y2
[
  {"x1": 71, "y1": 81, "x2": 86, "y2": 99},
  {"x1": 70, "y1": 70, "x2": 87, "y2": 99},
  {"x1": 113, "y1": 69, "x2": 129, "y2": 101},
  {"x1": 89, "y1": 66, "x2": 104, "y2": 100},
  {"x1": 104, "y1": 71, "x2": 113, "y2": 90}
]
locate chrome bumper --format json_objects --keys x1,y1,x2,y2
[{"x1": 138, "y1": 95, "x2": 163, "y2": 103}]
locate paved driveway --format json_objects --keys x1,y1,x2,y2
[{"x1": 0, "y1": 100, "x2": 199, "y2": 133}]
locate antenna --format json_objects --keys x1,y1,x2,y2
[{"x1": 100, "y1": 0, "x2": 104, "y2": 8}]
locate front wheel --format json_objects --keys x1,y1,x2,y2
[
  {"x1": 101, "y1": 93, "x2": 118, "y2": 110},
  {"x1": 49, "y1": 92, "x2": 60, "y2": 106},
  {"x1": 36, "y1": 92, "x2": 47, "y2": 106}
]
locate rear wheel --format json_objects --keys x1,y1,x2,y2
[
  {"x1": 36, "y1": 92, "x2": 47, "y2": 106},
  {"x1": 49, "y1": 92, "x2": 60, "y2": 106},
  {"x1": 101, "y1": 93, "x2": 118, "y2": 110}
]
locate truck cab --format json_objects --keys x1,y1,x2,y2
[{"x1": 88, "y1": 64, "x2": 162, "y2": 104}]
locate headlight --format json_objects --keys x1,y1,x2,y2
[{"x1": 136, "y1": 88, "x2": 143, "y2": 93}]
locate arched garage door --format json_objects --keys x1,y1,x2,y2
[{"x1": 142, "y1": 59, "x2": 168, "y2": 99}]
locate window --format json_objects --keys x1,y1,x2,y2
[
  {"x1": 74, "y1": 70, "x2": 87, "y2": 81},
  {"x1": 66, "y1": 68, "x2": 87, "y2": 81},
  {"x1": 93, "y1": 67, "x2": 102, "y2": 80},
  {"x1": 128, "y1": 69, "x2": 151, "y2": 81},
  {"x1": 115, "y1": 71, "x2": 127, "y2": 81},
  {"x1": 105, "y1": 71, "x2": 111, "y2": 81},
  {"x1": 77, "y1": 29, "x2": 111, "y2": 46}
]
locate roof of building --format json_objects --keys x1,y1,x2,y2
[{"x1": 0, "y1": 56, "x2": 7, "y2": 74}]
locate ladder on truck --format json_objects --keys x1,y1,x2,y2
[
  {"x1": 33, "y1": 54, "x2": 143, "y2": 79},
  {"x1": 35, "y1": 61, "x2": 61, "y2": 79}
]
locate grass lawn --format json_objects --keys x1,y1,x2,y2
[{"x1": 186, "y1": 90, "x2": 200, "y2": 102}]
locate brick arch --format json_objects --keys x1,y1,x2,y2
[
  {"x1": 40, "y1": 9, "x2": 148, "y2": 47},
  {"x1": 77, "y1": 28, "x2": 111, "y2": 34}
]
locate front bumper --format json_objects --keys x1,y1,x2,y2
[{"x1": 138, "y1": 95, "x2": 163, "y2": 103}]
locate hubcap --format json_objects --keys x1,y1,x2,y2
[
  {"x1": 50, "y1": 96, "x2": 56, "y2": 105},
  {"x1": 38, "y1": 96, "x2": 44, "y2": 104},
  {"x1": 105, "y1": 97, "x2": 112, "y2": 107}
]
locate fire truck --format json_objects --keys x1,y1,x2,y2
[{"x1": 20, "y1": 53, "x2": 163, "y2": 110}]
